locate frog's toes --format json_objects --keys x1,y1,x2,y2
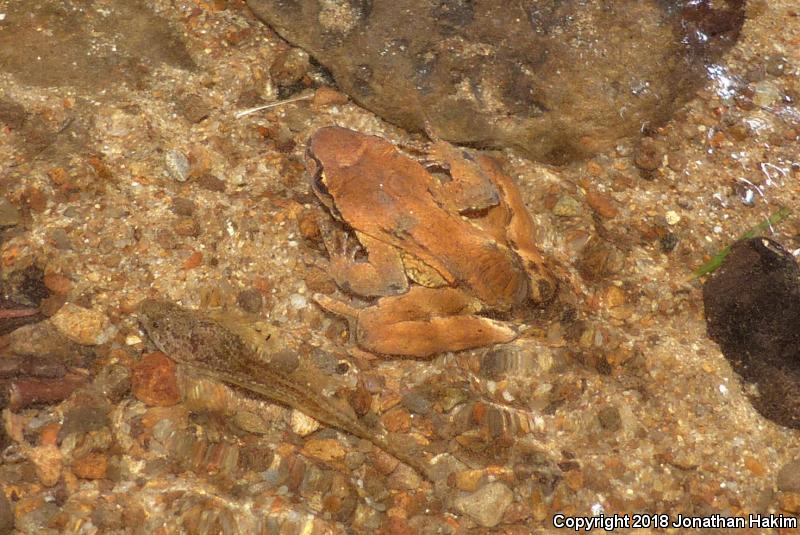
[{"x1": 313, "y1": 293, "x2": 360, "y2": 318}]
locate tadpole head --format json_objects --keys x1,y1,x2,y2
[{"x1": 137, "y1": 299, "x2": 179, "y2": 352}]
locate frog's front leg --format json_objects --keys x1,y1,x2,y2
[
  {"x1": 335, "y1": 286, "x2": 518, "y2": 358},
  {"x1": 326, "y1": 231, "x2": 409, "y2": 298}
]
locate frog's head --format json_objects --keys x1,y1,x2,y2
[
  {"x1": 307, "y1": 126, "x2": 368, "y2": 170},
  {"x1": 306, "y1": 126, "x2": 371, "y2": 220}
]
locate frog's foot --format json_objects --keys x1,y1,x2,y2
[
  {"x1": 313, "y1": 293, "x2": 361, "y2": 319},
  {"x1": 320, "y1": 228, "x2": 409, "y2": 298},
  {"x1": 355, "y1": 286, "x2": 518, "y2": 358},
  {"x1": 420, "y1": 141, "x2": 501, "y2": 214}
]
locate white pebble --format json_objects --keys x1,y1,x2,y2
[
  {"x1": 289, "y1": 294, "x2": 308, "y2": 309},
  {"x1": 665, "y1": 210, "x2": 681, "y2": 225},
  {"x1": 165, "y1": 150, "x2": 190, "y2": 182}
]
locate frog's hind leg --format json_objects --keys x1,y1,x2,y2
[
  {"x1": 355, "y1": 286, "x2": 518, "y2": 358},
  {"x1": 475, "y1": 154, "x2": 559, "y2": 305}
]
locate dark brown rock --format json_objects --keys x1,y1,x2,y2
[
  {"x1": 237, "y1": 289, "x2": 264, "y2": 314},
  {"x1": 195, "y1": 174, "x2": 226, "y2": 192},
  {"x1": 703, "y1": 237, "x2": 800, "y2": 428},
  {"x1": 597, "y1": 406, "x2": 622, "y2": 432},
  {"x1": 247, "y1": 0, "x2": 744, "y2": 163},
  {"x1": 634, "y1": 137, "x2": 665, "y2": 174},
  {"x1": 270, "y1": 47, "x2": 311, "y2": 95},
  {"x1": 177, "y1": 94, "x2": 211, "y2": 124},
  {"x1": 170, "y1": 197, "x2": 196, "y2": 217},
  {"x1": 7, "y1": 375, "x2": 86, "y2": 411},
  {"x1": 0, "y1": 0, "x2": 194, "y2": 90}
]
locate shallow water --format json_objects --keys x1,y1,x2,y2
[{"x1": 0, "y1": 0, "x2": 799, "y2": 533}]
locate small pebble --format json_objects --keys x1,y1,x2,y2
[
  {"x1": 665, "y1": 210, "x2": 681, "y2": 225},
  {"x1": 552, "y1": 196, "x2": 582, "y2": 217},
  {"x1": 778, "y1": 492, "x2": 800, "y2": 514},
  {"x1": 386, "y1": 463, "x2": 422, "y2": 491},
  {"x1": 345, "y1": 451, "x2": 366, "y2": 470},
  {"x1": 165, "y1": 150, "x2": 190, "y2": 182},
  {"x1": 173, "y1": 217, "x2": 201, "y2": 237},
  {"x1": 439, "y1": 387, "x2": 470, "y2": 412},
  {"x1": 667, "y1": 150, "x2": 688, "y2": 172},
  {"x1": 60, "y1": 404, "x2": 110, "y2": 438},
  {"x1": 0, "y1": 197, "x2": 21, "y2": 227},
  {"x1": 660, "y1": 232, "x2": 679, "y2": 253},
  {"x1": 72, "y1": 452, "x2": 108, "y2": 480},
  {"x1": 48, "y1": 228, "x2": 73, "y2": 250},
  {"x1": 131, "y1": 352, "x2": 181, "y2": 407},
  {"x1": 297, "y1": 210, "x2": 322, "y2": 241},
  {"x1": 50, "y1": 303, "x2": 114, "y2": 345},
  {"x1": 777, "y1": 458, "x2": 800, "y2": 492},
  {"x1": 753, "y1": 81, "x2": 780, "y2": 107},
  {"x1": 634, "y1": 138, "x2": 664, "y2": 173},
  {"x1": 290, "y1": 410, "x2": 321, "y2": 437},
  {"x1": 178, "y1": 93, "x2": 211, "y2": 124},
  {"x1": 313, "y1": 86, "x2": 349, "y2": 107},
  {"x1": 401, "y1": 391, "x2": 431, "y2": 415},
  {"x1": 270, "y1": 47, "x2": 310, "y2": 89},
  {"x1": 765, "y1": 55, "x2": 789, "y2": 77},
  {"x1": 451, "y1": 469, "x2": 485, "y2": 492},
  {"x1": 171, "y1": 197, "x2": 196, "y2": 216},
  {"x1": 17, "y1": 502, "x2": 60, "y2": 532},
  {"x1": 237, "y1": 289, "x2": 264, "y2": 313},
  {"x1": 271, "y1": 348, "x2": 300, "y2": 375},
  {"x1": 182, "y1": 251, "x2": 203, "y2": 269},
  {"x1": 42, "y1": 273, "x2": 72, "y2": 295},
  {"x1": 233, "y1": 411, "x2": 273, "y2": 435},
  {"x1": 28, "y1": 445, "x2": 63, "y2": 487},
  {"x1": 92, "y1": 364, "x2": 131, "y2": 403},
  {"x1": 585, "y1": 189, "x2": 618, "y2": 219},
  {"x1": 597, "y1": 406, "x2": 622, "y2": 431},
  {"x1": 195, "y1": 173, "x2": 226, "y2": 192},
  {"x1": 302, "y1": 438, "x2": 346, "y2": 462},
  {"x1": 91, "y1": 502, "x2": 124, "y2": 531},
  {"x1": 453, "y1": 481, "x2": 514, "y2": 528},
  {"x1": 381, "y1": 408, "x2": 411, "y2": 433},
  {"x1": 289, "y1": 294, "x2": 308, "y2": 309}
]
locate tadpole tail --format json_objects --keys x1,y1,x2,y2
[{"x1": 184, "y1": 364, "x2": 432, "y2": 481}]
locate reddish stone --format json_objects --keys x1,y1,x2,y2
[
  {"x1": 181, "y1": 251, "x2": 203, "y2": 270},
  {"x1": 381, "y1": 408, "x2": 411, "y2": 433},
  {"x1": 72, "y1": 452, "x2": 108, "y2": 480},
  {"x1": 131, "y1": 352, "x2": 181, "y2": 407},
  {"x1": 585, "y1": 189, "x2": 619, "y2": 218}
]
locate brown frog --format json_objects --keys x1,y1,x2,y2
[{"x1": 307, "y1": 126, "x2": 557, "y2": 358}]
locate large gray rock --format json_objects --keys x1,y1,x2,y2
[{"x1": 247, "y1": 0, "x2": 744, "y2": 162}]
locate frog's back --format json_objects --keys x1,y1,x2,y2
[{"x1": 308, "y1": 127, "x2": 531, "y2": 309}]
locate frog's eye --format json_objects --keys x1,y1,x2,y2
[{"x1": 313, "y1": 171, "x2": 330, "y2": 197}]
